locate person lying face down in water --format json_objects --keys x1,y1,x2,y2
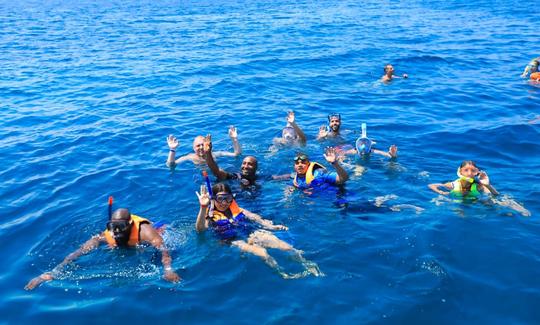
[
  {"x1": 428, "y1": 160, "x2": 530, "y2": 216},
  {"x1": 381, "y1": 64, "x2": 408, "y2": 83},
  {"x1": 203, "y1": 134, "x2": 259, "y2": 187},
  {"x1": 195, "y1": 182, "x2": 323, "y2": 279},
  {"x1": 25, "y1": 208, "x2": 181, "y2": 290},
  {"x1": 166, "y1": 126, "x2": 242, "y2": 167},
  {"x1": 270, "y1": 111, "x2": 307, "y2": 150}
]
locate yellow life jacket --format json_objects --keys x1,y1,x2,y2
[
  {"x1": 293, "y1": 162, "x2": 326, "y2": 187},
  {"x1": 103, "y1": 214, "x2": 150, "y2": 248}
]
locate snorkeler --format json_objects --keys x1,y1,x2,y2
[
  {"x1": 381, "y1": 64, "x2": 408, "y2": 83},
  {"x1": 428, "y1": 160, "x2": 530, "y2": 216},
  {"x1": 521, "y1": 57, "x2": 540, "y2": 78},
  {"x1": 273, "y1": 148, "x2": 349, "y2": 189},
  {"x1": 317, "y1": 113, "x2": 342, "y2": 140},
  {"x1": 195, "y1": 182, "x2": 322, "y2": 279},
  {"x1": 339, "y1": 123, "x2": 398, "y2": 159},
  {"x1": 25, "y1": 208, "x2": 180, "y2": 290},
  {"x1": 203, "y1": 134, "x2": 259, "y2": 187},
  {"x1": 166, "y1": 126, "x2": 241, "y2": 167},
  {"x1": 271, "y1": 111, "x2": 307, "y2": 150}
]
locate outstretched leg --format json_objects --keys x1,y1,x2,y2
[
  {"x1": 231, "y1": 239, "x2": 280, "y2": 270},
  {"x1": 248, "y1": 230, "x2": 324, "y2": 278}
]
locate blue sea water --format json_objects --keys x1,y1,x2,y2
[{"x1": 1, "y1": 0, "x2": 540, "y2": 323}]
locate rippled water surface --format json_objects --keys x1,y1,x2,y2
[{"x1": 1, "y1": 0, "x2": 540, "y2": 324}]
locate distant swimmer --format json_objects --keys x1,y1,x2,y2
[
  {"x1": 273, "y1": 149, "x2": 349, "y2": 190},
  {"x1": 195, "y1": 182, "x2": 322, "y2": 279},
  {"x1": 521, "y1": 57, "x2": 540, "y2": 79},
  {"x1": 203, "y1": 134, "x2": 259, "y2": 187},
  {"x1": 428, "y1": 160, "x2": 530, "y2": 216},
  {"x1": 166, "y1": 126, "x2": 241, "y2": 167},
  {"x1": 381, "y1": 64, "x2": 408, "y2": 83},
  {"x1": 271, "y1": 111, "x2": 307, "y2": 150},
  {"x1": 25, "y1": 207, "x2": 180, "y2": 290},
  {"x1": 339, "y1": 123, "x2": 398, "y2": 159},
  {"x1": 317, "y1": 113, "x2": 343, "y2": 140}
]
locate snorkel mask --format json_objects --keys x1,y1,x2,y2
[
  {"x1": 456, "y1": 167, "x2": 478, "y2": 184},
  {"x1": 282, "y1": 126, "x2": 297, "y2": 143},
  {"x1": 106, "y1": 219, "x2": 132, "y2": 246},
  {"x1": 355, "y1": 123, "x2": 372, "y2": 156},
  {"x1": 327, "y1": 113, "x2": 341, "y2": 132}
]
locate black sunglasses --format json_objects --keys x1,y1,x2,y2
[{"x1": 106, "y1": 220, "x2": 131, "y2": 232}]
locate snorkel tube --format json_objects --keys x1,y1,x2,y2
[
  {"x1": 202, "y1": 171, "x2": 214, "y2": 216},
  {"x1": 355, "y1": 123, "x2": 373, "y2": 157},
  {"x1": 108, "y1": 196, "x2": 113, "y2": 220},
  {"x1": 456, "y1": 167, "x2": 478, "y2": 184}
]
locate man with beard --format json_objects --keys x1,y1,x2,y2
[
  {"x1": 317, "y1": 113, "x2": 343, "y2": 140},
  {"x1": 24, "y1": 208, "x2": 180, "y2": 290},
  {"x1": 204, "y1": 134, "x2": 259, "y2": 187},
  {"x1": 166, "y1": 126, "x2": 241, "y2": 167}
]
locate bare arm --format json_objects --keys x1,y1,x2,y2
[
  {"x1": 324, "y1": 147, "x2": 349, "y2": 184},
  {"x1": 195, "y1": 185, "x2": 210, "y2": 232},
  {"x1": 25, "y1": 235, "x2": 103, "y2": 290},
  {"x1": 371, "y1": 145, "x2": 398, "y2": 159},
  {"x1": 216, "y1": 126, "x2": 242, "y2": 157},
  {"x1": 203, "y1": 135, "x2": 229, "y2": 180},
  {"x1": 287, "y1": 111, "x2": 306, "y2": 145},
  {"x1": 140, "y1": 224, "x2": 180, "y2": 282},
  {"x1": 243, "y1": 209, "x2": 288, "y2": 231},
  {"x1": 428, "y1": 182, "x2": 452, "y2": 195}
]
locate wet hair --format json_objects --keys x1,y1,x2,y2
[
  {"x1": 458, "y1": 160, "x2": 478, "y2": 196},
  {"x1": 384, "y1": 64, "x2": 393, "y2": 73},
  {"x1": 212, "y1": 182, "x2": 232, "y2": 195}
]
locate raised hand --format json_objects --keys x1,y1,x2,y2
[
  {"x1": 477, "y1": 171, "x2": 490, "y2": 186},
  {"x1": 287, "y1": 111, "x2": 295, "y2": 124},
  {"x1": 203, "y1": 134, "x2": 212, "y2": 154},
  {"x1": 323, "y1": 147, "x2": 337, "y2": 164},
  {"x1": 167, "y1": 135, "x2": 179, "y2": 150},
  {"x1": 196, "y1": 184, "x2": 211, "y2": 207},
  {"x1": 318, "y1": 125, "x2": 328, "y2": 138},
  {"x1": 228, "y1": 126, "x2": 238, "y2": 139}
]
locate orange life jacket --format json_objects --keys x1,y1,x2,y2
[{"x1": 103, "y1": 214, "x2": 150, "y2": 248}]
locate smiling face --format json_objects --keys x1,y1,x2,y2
[
  {"x1": 192, "y1": 136, "x2": 205, "y2": 157},
  {"x1": 459, "y1": 163, "x2": 479, "y2": 179},
  {"x1": 240, "y1": 156, "x2": 257, "y2": 176},
  {"x1": 328, "y1": 117, "x2": 341, "y2": 132},
  {"x1": 213, "y1": 191, "x2": 233, "y2": 212},
  {"x1": 293, "y1": 154, "x2": 310, "y2": 175}
]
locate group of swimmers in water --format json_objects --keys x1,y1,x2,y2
[{"x1": 25, "y1": 61, "x2": 535, "y2": 290}]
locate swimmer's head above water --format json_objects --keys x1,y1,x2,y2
[
  {"x1": 282, "y1": 126, "x2": 298, "y2": 143},
  {"x1": 106, "y1": 208, "x2": 133, "y2": 247},
  {"x1": 327, "y1": 113, "x2": 341, "y2": 133},
  {"x1": 293, "y1": 153, "x2": 310, "y2": 175},
  {"x1": 456, "y1": 160, "x2": 480, "y2": 183}
]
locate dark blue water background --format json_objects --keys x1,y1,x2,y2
[{"x1": 1, "y1": 0, "x2": 539, "y2": 323}]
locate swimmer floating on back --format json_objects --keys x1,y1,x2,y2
[
  {"x1": 195, "y1": 182, "x2": 322, "y2": 279},
  {"x1": 381, "y1": 64, "x2": 408, "y2": 83},
  {"x1": 25, "y1": 207, "x2": 180, "y2": 290},
  {"x1": 428, "y1": 160, "x2": 530, "y2": 216},
  {"x1": 166, "y1": 126, "x2": 241, "y2": 167}
]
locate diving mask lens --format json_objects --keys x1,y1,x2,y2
[
  {"x1": 215, "y1": 194, "x2": 233, "y2": 204},
  {"x1": 293, "y1": 154, "x2": 308, "y2": 163},
  {"x1": 107, "y1": 220, "x2": 131, "y2": 233}
]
